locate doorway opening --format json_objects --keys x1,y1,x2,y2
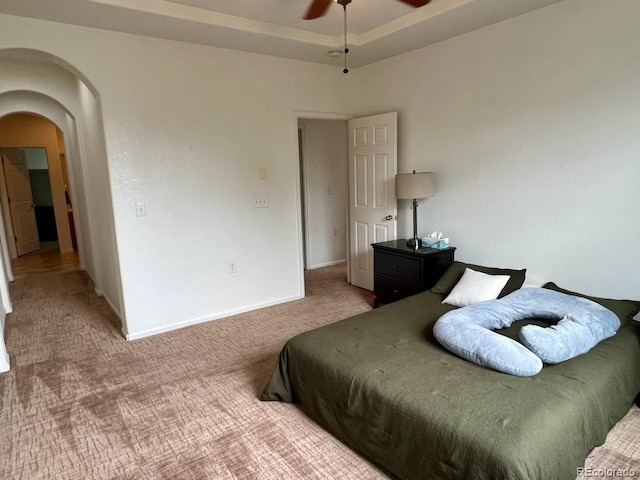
[
  {"x1": 0, "y1": 114, "x2": 79, "y2": 279},
  {"x1": 296, "y1": 115, "x2": 350, "y2": 293},
  {"x1": 294, "y1": 111, "x2": 399, "y2": 299}
]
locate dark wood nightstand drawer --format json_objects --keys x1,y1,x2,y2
[
  {"x1": 375, "y1": 252, "x2": 421, "y2": 284},
  {"x1": 371, "y1": 240, "x2": 456, "y2": 308},
  {"x1": 374, "y1": 275, "x2": 422, "y2": 304}
]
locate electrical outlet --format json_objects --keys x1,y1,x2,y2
[
  {"x1": 254, "y1": 198, "x2": 269, "y2": 208},
  {"x1": 334, "y1": 228, "x2": 340, "y2": 236},
  {"x1": 228, "y1": 261, "x2": 238, "y2": 274}
]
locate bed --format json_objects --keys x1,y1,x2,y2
[{"x1": 261, "y1": 263, "x2": 640, "y2": 480}]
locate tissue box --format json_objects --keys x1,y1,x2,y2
[{"x1": 422, "y1": 237, "x2": 449, "y2": 249}]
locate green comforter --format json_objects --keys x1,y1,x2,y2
[{"x1": 261, "y1": 291, "x2": 640, "y2": 480}]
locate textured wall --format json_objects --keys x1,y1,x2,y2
[
  {"x1": 349, "y1": 0, "x2": 640, "y2": 300},
  {"x1": 0, "y1": 13, "x2": 353, "y2": 338}
]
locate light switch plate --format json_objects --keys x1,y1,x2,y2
[{"x1": 135, "y1": 201, "x2": 147, "y2": 217}]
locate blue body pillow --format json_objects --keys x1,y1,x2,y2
[{"x1": 433, "y1": 288, "x2": 620, "y2": 376}]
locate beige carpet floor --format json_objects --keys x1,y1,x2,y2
[{"x1": 0, "y1": 265, "x2": 638, "y2": 479}]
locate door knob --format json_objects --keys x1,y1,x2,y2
[{"x1": 384, "y1": 214, "x2": 393, "y2": 221}]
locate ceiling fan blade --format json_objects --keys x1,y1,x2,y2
[
  {"x1": 397, "y1": 0, "x2": 431, "y2": 7},
  {"x1": 304, "y1": 0, "x2": 334, "y2": 19}
]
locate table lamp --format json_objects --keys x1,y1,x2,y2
[{"x1": 395, "y1": 171, "x2": 434, "y2": 250}]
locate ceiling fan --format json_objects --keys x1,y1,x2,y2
[
  {"x1": 304, "y1": 0, "x2": 432, "y2": 73},
  {"x1": 304, "y1": 0, "x2": 431, "y2": 20}
]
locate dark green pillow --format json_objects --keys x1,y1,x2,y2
[
  {"x1": 543, "y1": 282, "x2": 640, "y2": 326},
  {"x1": 431, "y1": 261, "x2": 526, "y2": 298}
]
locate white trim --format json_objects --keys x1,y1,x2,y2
[
  {"x1": 0, "y1": 353, "x2": 9, "y2": 373},
  {"x1": 295, "y1": 111, "x2": 355, "y2": 121},
  {"x1": 82, "y1": 266, "x2": 122, "y2": 325},
  {"x1": 307, "y1": 259, "x2": 347, "y2": 270},
  {"x1": 124, "y1": 293, "x2": 304, "y2": 341},
  {"x1": 0, "y1": 155, "x2": 13, "y2": 311},
  {"x1": 297, "y1": 124, "x2": 311, "y2": 270},
  {"x1": 0, "y1": 310, "x2": 9, "y2": 373},
  {"x1": 89, "y1": 266, "x2": 123, "y2": 326},
  {"x1": 95, "y1": 289, "x2": 122, "y2": 321},
  {"x1": 80, "y1": 265, "x2": 97, "y2": 285}
]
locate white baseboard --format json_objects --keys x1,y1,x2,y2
[
  {"x1": 124, "y1": 293, "x2": 304, "y2": 341},
  {"x1": 94, "y1": 287, "x2": 124, "y2": 340},
  {"x1": 2, "y1": 299, "x2": 12, "y2": 314},
  {"x1": 0, "y1": 351, "x2": 9, "y2": 373},
  {"x1": 81, "y1": 266, "x2": 122, "y2": 320},
  {"x1": 0, "y1": 311, "x2": 9, "y2": 373},
  {"x1": 307, "y1": 259, "x2": 346, "y2": 270},
  {"x1": 84, "y1": 267, "x2": 124, "y2": 335},
  {"x1": 80, "y1": 265, "x2": 96, "y2": 284},
  {"x1": 98, "y1": 291, "x2": 122, "y2": 321}
]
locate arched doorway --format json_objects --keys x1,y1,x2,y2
[
  {"x1": 0, "y1": 114, "x2": 78, "y2": 258},
  {"x1": 0, "y1": 49, "x2": 127, "y2": 372}
]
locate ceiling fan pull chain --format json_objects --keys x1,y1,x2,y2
[{"x1": 343, "y1": 3, "x2": 349, "y2": 74}]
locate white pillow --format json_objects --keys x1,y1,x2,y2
[{"x1": 442, "y1": 267, "x2": 510, "y2": 307}]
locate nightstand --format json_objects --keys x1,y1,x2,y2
[{"x1": 371, "y1": 240, "x2": 455, "y2": 308}]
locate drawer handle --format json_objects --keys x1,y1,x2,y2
[{"x1": 393, "y1": 264, "x2": 399, "y2": 269}]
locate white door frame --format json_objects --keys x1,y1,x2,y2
[
  {"x1": 297, "y1": 124, "x2": 310, "y2": 270},
  {"x1": 293, "y1": 110, "x2": 355, "y2": 297}
]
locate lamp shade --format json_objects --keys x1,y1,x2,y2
[{"x1": 395, "y1": 172, "x2": 434, "y2": 200}]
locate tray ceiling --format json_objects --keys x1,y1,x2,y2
[{"x1": 0, "y1": 0, "x2": 564, "y2": 69}]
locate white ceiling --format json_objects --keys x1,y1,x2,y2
[{"x1": 0, "y1": 0, "x2": 564, "y2": 69}]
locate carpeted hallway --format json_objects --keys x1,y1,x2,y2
[{"x1": 1, "y1": 265, "x2": 638, "y2": 479}]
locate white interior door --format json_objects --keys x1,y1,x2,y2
[
  {"x1": 2, "y1": 149, "x2": 40, "y2": 256},
  {"x1": 348, "y1": 112, "x2": 397, "y2": 290}
]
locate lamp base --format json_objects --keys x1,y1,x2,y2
[{"x1": 406, "y1": 237, "x2": 420, "y2": 250}]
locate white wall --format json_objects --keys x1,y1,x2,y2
[
  {"x1": 63, "y1": 104, "x2": 97, "y2": 294},
  {"x1": 0, "y1": 13, "x2": 354, "y2": 339},
  {"x1": 349, "y1": 0, "x2": 640, "y2": 300},
  {"x1": 75, "y1": 80, "x2": 123, "y2": 317},
  {"x1": 299, "y1": 119, "x2": 347, "y2": 269}
]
